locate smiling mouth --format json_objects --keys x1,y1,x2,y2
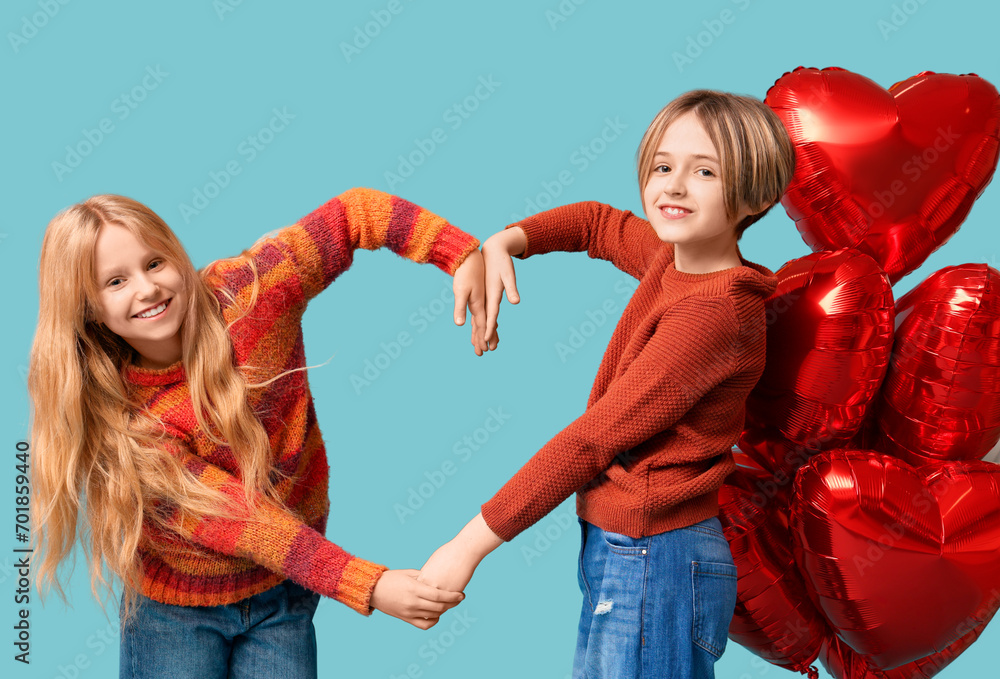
[
  {"x1": 134, "y1": 298, "x2": 171, "y2": 319},
  {"x1": 659, "y1": 205, "x2": 692, "y2": 218}
]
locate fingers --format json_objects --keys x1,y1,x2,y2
[
  {"x1": 453, "y1": 284, "x2": 468, "y2": 328},
  {"x1": 502, "y1": 267, "x2": 520, "y2": 306}
]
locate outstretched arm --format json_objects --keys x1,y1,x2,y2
[
  {"x1": 476, "y1": 202, "x2": 669, "y2": 352},
  {"x1": 159, "y1": 440, "x2": 463, "y2": 627},
  {"x1": 204, "y1": 187, "x2": 488, "y2": 353}
]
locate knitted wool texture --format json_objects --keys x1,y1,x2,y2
[
  {"x1": 122, "y1": 188, "x2": 479, "y2": 614},
  {"x1": 480, "y1": 201, "x2": 779, "y2": 541}
]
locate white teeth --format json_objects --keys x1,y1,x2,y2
[
  {"x1": 664, "y1": 207, "x2": 688, "y2": 215},
  {"x1": 137, "y1": 302, "x2": 167, "y2": 318}
]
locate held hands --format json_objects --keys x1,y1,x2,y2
[
  {"x1": 452, "y1": 249, "x2": 490, "y2": 356},
  {"x1": 478, "y1": 227, "x2": 527, "y2": 355},
  {"x1": 369, "y1": 569, "x2": 464, "y2": 630},
  {"x1": 417, "y1": 513, "x2": 504, "y2": 595}
]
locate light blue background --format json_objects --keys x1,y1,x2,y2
[{"x1": 2, "y1": 1, "x2": 998, "y2": 677}]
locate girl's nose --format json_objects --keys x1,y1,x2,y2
[{"x1": 136, "y1": 273, "x2": 160, "y2": 299}]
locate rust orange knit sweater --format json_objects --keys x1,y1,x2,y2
[
  {"x1": 122, "y1": 188, "x2": 479, "y2": 613},
  {"x1": 480, "y1": 201, "x2": 778, "y2": 540}
]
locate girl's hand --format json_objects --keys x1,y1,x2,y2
[
  {"x1": 480, "y1": 227, "x2": 527, "y2": 354},
  {"x1": 370, "y1": 569, "x2": 465, "y2": 630},
  {"x1": 453, "y1": 249, "x2": 489, "y2": 356}
]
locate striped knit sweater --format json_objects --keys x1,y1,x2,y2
[
  {"x1": 122, "y1": 188, "x2": 479, "y2": 614},
  {"x1": 480, "y1": 201, "x2": 778, "y2": 540}
]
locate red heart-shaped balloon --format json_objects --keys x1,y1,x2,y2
[
  {"x1": 875, "y1": 263, "x2": 1000, "y2": 466},
  {"x1": 820, "y1": 621, "x2": 992, "y2": 679},
  {"x1": 744, "y1": 249, "x2": 894, "y2": 461},
  {"x1": 720, "y1": 460, "x2": 828, "y2": 673},
  {"x1": 766, "y1": 67, "x2": 1000, "y2": 286},
  {"x1": 791, "y1": 450, "x2": 1000, "y2": 670}
]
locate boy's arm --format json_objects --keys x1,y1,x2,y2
[
  {"x1": 479, "y1": 296, "x2": 739, "y2": 541},
  {"x1": 157, "y1": 439, "x2": 462, "y2": 623},
  {"x1": 509, "y1": 201, "x2": 670, "y2": 279}
]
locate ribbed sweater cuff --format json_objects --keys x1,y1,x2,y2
[
  {"x1": 429, "y1": 228, "x2": 481, "y2": 275},
  {"x1": 480, "y1": 498, "x2": 518, "y2": 543},
  {"x1": 505, "y1": 221, "x2": 545, "y2": 259},
  {"x1": 333, "y1": 557, "x2": 389, "y2": 616}
]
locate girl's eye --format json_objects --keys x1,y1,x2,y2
[
  {"x1": 654, "y1": 164, "x2": 671, "y2": 173},
  {"x1": 108, "y1": 277, "x2": 123, "y2": 288},
  {"x1": 697, "y1": 168, "x2": 715, "y2": 177},
  {"x1": 148, "y1": 259, "x2": 163, "y2": 270}
]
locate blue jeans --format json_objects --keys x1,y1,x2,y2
[
  {"x1": 573, "y1": 516, "x2": 738, "y2": 678},
  {"x1": 119, "y1": 580, "x2": 321, "y2": 679}
]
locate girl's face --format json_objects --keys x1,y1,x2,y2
[
  {"x1": 93, "y1": 223, "x2": 187, "y2": 369},
  {"x1": 642, "y1": 110, "x2": 750, "y2": 247}
]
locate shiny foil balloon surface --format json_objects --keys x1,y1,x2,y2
[
  {"x1": 765, "y1": 67, "x2": 1000, "y2": 285},
  {"x1": 791, "y1": 450, "x2": 1000, "y2": 670},
  {"x1": 820, "y1": 623, "x2": 990, "y2": 679},
  {"x1": 744, "y1": 250, "x2": 894, "y2": 457},
  {"x1": 719, "y1": 460, "x2": 828, "y2": 673},
  {"x1": 875, "y1": 264, "x2": 1000, "y2": 466}
]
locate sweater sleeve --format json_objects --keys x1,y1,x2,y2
[
  {"x1": 159, "y1": 439, "x2": 387, "y2": 616},
  {"x1": 205, "y1": 187, "x2": 480, "y2": 314},
  {"x1": 479, "y1": 296, "x2": 739, "y2": 541},
  {"x1": 508, "y1": 201, "x2": 670, "y2": 279}
]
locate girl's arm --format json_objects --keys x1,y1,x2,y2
[
  {"x1": 159, "y1": 440, "x2": 463, "y2": 627},
  {"x1": 205, "y1": 187, "x2": 488, "y2": 353},
  {"x1": 420, "y1": 296, "x2": 740, "y2": 590}
]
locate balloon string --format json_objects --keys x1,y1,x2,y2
[{"x1": 806, "y1": 666, "x2": 819, "y2": 679}]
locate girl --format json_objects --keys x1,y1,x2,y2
[
  {"x1": 419, "y1": 90, "x2": 795, "y2": 678},
  {"x1": 30, "y1": 187, "x2": 486, "y2": 678}
]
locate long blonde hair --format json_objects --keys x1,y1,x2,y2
[{"x1": 29, "y1": 195, "x2": 287, "y2": 622}]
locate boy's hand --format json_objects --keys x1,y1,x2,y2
[
  {"x1": 453, "y1": 249, "x2": 489, "y2": 356},
  {"x1": 480, "y1": 227, "x2": 527, "y2": 353},
  {"x1": 370, "y1": 569, "x2": 465, "y2": 630},
  {"x1": 418, "y1": 513, "x2": 503, "y2": 595},
  {"x1": 418, "y1": 540, "x2": 479, "y2": 594}
]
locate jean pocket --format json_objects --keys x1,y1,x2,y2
[
  {"x1": 601, "y1": 528, "x2": 649, "y2": 556},
  {"x1": 690, "y1": 560, "x2": 738, "y2": 658}
]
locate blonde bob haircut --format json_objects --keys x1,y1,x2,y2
[{"x1": 636, "y1": 89, "x2": 795, "y2": 241}]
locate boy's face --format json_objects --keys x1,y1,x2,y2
[
  {"x1": 93, "y1": 223, "x2": 187, "y2": 369},
  {"x1": 642, "y1": 110, "x2": 750, "y2": 247}
]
